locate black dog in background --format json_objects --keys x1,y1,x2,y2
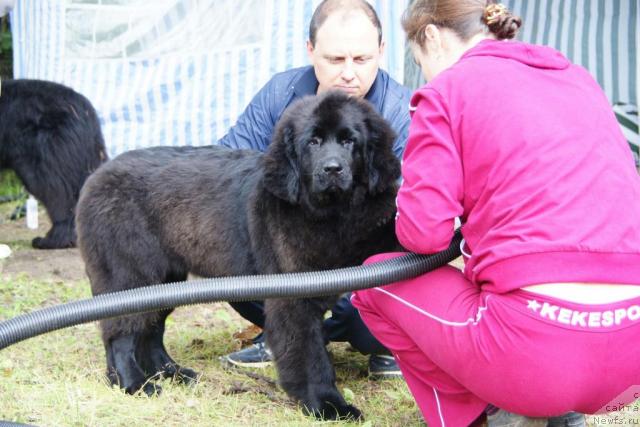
[
  {"x1": 76, "y1": 91, "x2": 400, "y2": 420},
  {"x1": 0, "y1": 79, "x2": 107, "y2": 249}
]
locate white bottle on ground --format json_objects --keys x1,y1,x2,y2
[{"x1": 26, "y1": 194, "x2": 38, "y2": 230}]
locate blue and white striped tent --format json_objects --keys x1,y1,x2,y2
[
  {"x1": 11, "y1": 0, "x2": 408, "y2": 158},
  {"x1": 404, "y1": 0, "x2": 638, "y2": 105},
  {"x1": 11, "y1": 0, "x2": 639, "y2": 158},
  {"x1": 404, "y1": 0, "x2": 639, "y2": 168},
  {"x1": 514, "y1": 0, "x2": 639, "y2": 166}
]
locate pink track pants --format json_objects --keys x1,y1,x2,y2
[{"x1": 352, "y1": 253, "x2": 640, "y2": 427}]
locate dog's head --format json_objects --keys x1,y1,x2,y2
[{"x1": 263, "y1": 91, "x2": 400, "y2": 210}]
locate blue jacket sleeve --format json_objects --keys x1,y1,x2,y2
[
  {"x1": 389, "y1": 105, "x2": 411, "y2": 159},
  {"x1": 217, "y1": 80, "x2": 278, "y2": 151},
  {"x1": 382, "y1": 81, "x2": 412, "y2": 159}
]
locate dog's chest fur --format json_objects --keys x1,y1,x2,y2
[{"x1": 249, "y1": 187, "x2": 398, "y2": 273}]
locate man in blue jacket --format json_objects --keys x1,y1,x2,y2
[{"x1": 218, "y1": 0, "x2": 411, "y2": 378}]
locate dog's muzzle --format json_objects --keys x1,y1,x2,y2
[{"x1": 313, "y1": 158, "x2": 353, "y2": 193}]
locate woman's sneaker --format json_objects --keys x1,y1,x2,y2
[
  {"x1": 487, "y1": 410, "x2": 547, "y2": 427},
  {"x1": 368, "y1": 354, "x2": 403, "y2": 379},
  {"x1": 546, "y1": 412, "x2": 586, "y2": 427},
  {"x1": 221, "y1": 342, "x2": 273, "y2": 368}
]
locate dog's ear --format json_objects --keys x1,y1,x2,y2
[
  {"x1": 263, "y1": 120, "x2": 300, "y2": 204},
  {"x1": 364, "y1": 113, "x2": 401, "y2": 194}
]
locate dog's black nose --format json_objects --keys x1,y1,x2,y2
[{"x1": 323, "y1": 160, "x2": 343, "y2": 174}]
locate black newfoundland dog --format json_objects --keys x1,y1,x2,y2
[
  {"x1": 76, "y1": 91, "x2": 401, "y2": 420},
  {"x1": 0, "y1": 79, "x2": 108, "y2": 249}
]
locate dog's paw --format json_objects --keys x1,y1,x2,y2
[
  {"x1": 32, "y1": 236, "x2": 75, "y2": 249},
  {"x1": 107, "y1": 369, "x2": 161, "y2": 397},
  {"x1": 303, "y1": 396, "x2": 363, "y2": 421},
  {"x1": 114, "y1": 378, "x2": 161, "y2": 397},
  {"x1": 170, "y1": 366, "x2": 199, "y2": 386},
  {"x1": 340, "y1": 404, "x2": 363, "y2": 421},
  {"x1": 155, "y1": 362, "x2": 199, "y2": 385},
  {"x1": 136, "y1": 381, "x2": 162, "y2": 397},
  {"x1": 31, "y1": 237, "x2": 46, "y2": 249}
]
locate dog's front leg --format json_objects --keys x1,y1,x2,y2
[{"x1": 264, "y1": 298, "x2": 362, "y2": 421}]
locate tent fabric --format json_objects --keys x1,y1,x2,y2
[
  {"x1": 11, "y1": 1, "x2": 639, "y2": 157},
  {"x1": 513, "y1": 0, "x2": 637, "y2": 106},
  {"x1": 404, "y1": 0, "x2": 638, "y2": 107},
  {"x1": 11, "y1": 0, "x2": 408, "y2": 157},
  {"x1": 614, "y1": 103, "x2": 639, "y2": 169}
]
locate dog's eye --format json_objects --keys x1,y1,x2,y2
[
  {"x1": 341, "y1": 138, "x2": 354, "y2": 146},
  {"x1": 309, "y1": 137, "x2": 322, "y2": 146}
]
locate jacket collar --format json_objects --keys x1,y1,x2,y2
[
  {"x1": 292, "y1": 67, "x2": 319, "y2": 97},
  {"x1": 293, "y1": 66, "x2": 386, "y2": 110}
]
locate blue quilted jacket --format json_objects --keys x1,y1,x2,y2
[{"x1": 217, "y1": 66, "x2": 412, "y2": 158}]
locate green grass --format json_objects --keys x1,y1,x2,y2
[
  {"x1": 1, "y1": 223, "x2": 638, "y2": 426},
  {"x1": 0, "y1": 197, "x2": 421, "y2": 427},
  {"x1": 0, "y1": 271, "x2": 422, "y2": 426},
  {"x1": 0, "y1": 169, "x2": 26, "y2": 227},
  {"x1": 0, "y1": 169, "x2": 25, "y2": 200}
]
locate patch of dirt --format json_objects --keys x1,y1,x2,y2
[
  {"x1": 0, "y1": 210, "x2": 86, "y2": 282},
  {"x1": 2, "y1": 247, "x2": 86, "y2": 282}
]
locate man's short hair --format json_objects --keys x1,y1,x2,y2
[{"x1": 308, "y1": 0, "x2": 383, "y2": 47}]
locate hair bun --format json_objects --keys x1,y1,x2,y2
[{"x1": 482, "y1": 3, "x2": 522, "y2": 40}]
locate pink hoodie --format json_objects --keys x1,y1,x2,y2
[{"x1": 397, "y1": 39, "x2": 640, "y2": 292}]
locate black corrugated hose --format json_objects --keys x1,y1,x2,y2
[
  {"x1": 0, "y1": 230, "x2": 461, "y2": 351},
  {"x1": 0, "y1": 231, "x2": 462, "y2": 426}
]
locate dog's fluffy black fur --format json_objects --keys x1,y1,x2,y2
[
  {"x1": 76, "y1": 91, "x2": 401, "y2": 420},
  {"x1": 0, "y1": 79, "x2": 108, "y2": 249}
]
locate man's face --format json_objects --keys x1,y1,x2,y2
[{"x1": 307, "y1": 10, "x2": 384, "y2": 98}]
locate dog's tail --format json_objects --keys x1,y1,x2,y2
[{"x1": 86, "y1": 101, "x2": 109, "y2": 167}]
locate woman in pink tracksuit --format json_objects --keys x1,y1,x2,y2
[{"x1": 351, "y1": 1, "x2": 640, "y2": 426}]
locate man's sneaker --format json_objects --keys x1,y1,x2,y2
[
  {"x1": 487, "y1": 410, "x2": 547, "y2": 427},
  {"x1": 368, "y1": 354, "x2": 403, "y2": 379},
  {"x1": 221, "y1": 342, "x2": 273, "y2": 368}
]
